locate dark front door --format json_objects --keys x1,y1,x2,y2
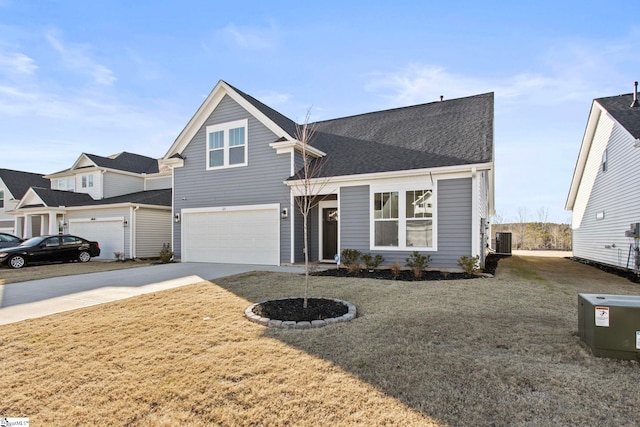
[{"x1": 322, "y1": 207, "x2": 338, "y2": 260}]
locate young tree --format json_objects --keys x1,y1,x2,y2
[
  {"x1": 516, "y1": 207, "x2": 528, "y2": 250},
  {"x1": 291, "y1": 109, "x2": 329, "y2": 309}
]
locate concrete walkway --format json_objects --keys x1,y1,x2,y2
[{"x1": 0, "y1": 262, "x2": 305, "y2": 325}]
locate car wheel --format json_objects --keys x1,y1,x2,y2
[
  {"x1": 8, "y1": 255, "x2": 26, "y2": 269},
  {"x1": 78, "y1": 251, "x2": 91, "y2": 263}
]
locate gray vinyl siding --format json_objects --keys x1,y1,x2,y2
[
  {"x1": 436, "y1": 178, "x2": 473, "y2": 267},
  {"x1": 135, "y1": 208, "x2": 172, "y2": 258},
  {"x1": 144, "y1": 176, "x2": 172, "y2": 190},
  {"x1": 339, "y1": 179, "x2": 472, "y2": 269},
  {"x1": 173, "y1": 94, "x2": 292, "y2": 263},
  {"x1": 103, "y1": 172, "x2": 145, "y2": 198},
  {"x1": 340, "y1": 185, "x2": 370, "y2": 254},
  {"x1": 573, "y1": 121, "x2": 640, "y2": 269},
  {"x1": 65, "y1": 207, "x2": 132, "y2": 257}
]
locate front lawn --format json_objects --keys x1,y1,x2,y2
[{"x1": 2, "y1": 256, "x2": 639, "y2": 426}]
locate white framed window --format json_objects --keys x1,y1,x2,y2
[
  {"x1": 56, "y1": 177, "x2": 75, "y2": 191},
  {"x1": 81, "y1": 174, "x2": 94, "y2": 188},
  {"x1": 602, "y1": 148, "x2": 608, "y2": 172},
  {"x1": 371, "y1": 186, "x2": 435, "y2": 250},
  {"x1": 206, "y1": 119, "x2": 248, "y2": 170},
  {"x1": 0, "y1": 189, "x2": 4, "y2": 208}
]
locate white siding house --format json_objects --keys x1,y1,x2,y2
[{"x1": 566, "y1": 86, "x2": 640, "y2": 270}]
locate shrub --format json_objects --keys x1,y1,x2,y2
[
  {"x1": 341, "y1": 249, "x2": 362, "y2": 274},
  {"x1": 113, "y1": 251, "x2": 124, "y2": 262},
  {"x1": 406, "y1": 251, "x2": 431, "y2": 278},
  {"x1": 390, "y1": 259, "x2": 402, "y2": 278},
  {"x1": 159, "y1": 243, "x2": 173, "y2": 264},
  {"x1": 361, "y1": 253, "x2": 384, "y2": 270},
  {"x1": 458, "y1": 255, "x2": 480, "y2": 274}
]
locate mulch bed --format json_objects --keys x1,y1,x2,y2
[
  {"x1": 252, "y1": 297, "x2": 349, "y2": 322},
  {"x1": 572, "y1": 257, "x2": 640, "y2": 283},
  {"x1": 313, "y1": 253, "x2": 505, "y2": 281}
]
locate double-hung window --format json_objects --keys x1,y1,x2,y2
[
  {"x1": 81, "y1": 174, "x2": 94, "y2": 188},
  {"x1": 206, "y1": 119, "x2": 248, "y2": 170},
  {"x1": 372, "y1": 186, "x2": 435, "y2": 250}
]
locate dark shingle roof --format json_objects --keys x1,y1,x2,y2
[
  {"x1": 29, "y1": 188, "x2": 171, "y2": 208},
  {"x1": 225, "y1": 81, "x2": 299, "y2": 137},
  {"x1": 596, "y1": 93, "x2": 640, "y2": 140},
  {"x1": 86, "y1": 189, "x2": 172, "y2": 207},
  {"x1": 84, "y1": 152, "x2": 160, "y2": 174},
  {"x1": 0, "y1": 169, "x2": 49, "y2": 199},
  {"x1": 304, "y1": 92, "x2": 494, "y2": 178},
  {"x1": 31, "y1": 188, "x2": 94, "y2": 206}
]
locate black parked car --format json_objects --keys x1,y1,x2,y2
[
  {"x1": 0, "y1": 234, "x2": 101, "y2": 269},
  {"x1": 0, "y1": 232, "x2": 23, "y2": 248}
]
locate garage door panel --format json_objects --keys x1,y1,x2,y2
[
  {"x1": 183, "y1": 207, "x2": 279, "y2": 265},
  {"x1": 69, "y1": 220, "x2": 124, "y2": 260}
]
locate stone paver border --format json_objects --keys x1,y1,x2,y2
[{"x1": 245, "y1": 297, "x2": 357, "y2": 329}]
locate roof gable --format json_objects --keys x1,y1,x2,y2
[
  {"x1": 163, "y1": 80, "x2": 296, "y2": 159},
  {"x1": 0, "y1": 168, "x2": 49, "y2": 199}
]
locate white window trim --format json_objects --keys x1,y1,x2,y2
[
  {"x1": 370, "y1": 182, "x2": 437, "y2": 251},
  {"x1": 205, "y1": 118, "x2": 248, "y2": 170}
]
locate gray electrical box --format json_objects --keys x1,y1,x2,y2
[
  {"x1": 578, "y1": 293, "x2": 640, "y2": 360},
  {"x1": 625, "y1": 223, "x2": 640, "y2": 238}
]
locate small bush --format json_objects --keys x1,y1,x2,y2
[
  {"x1": 113, "y1": 251, "x2": 124, "y2": 262},
  {"x1": 390, "y1": 259, "x2": 402, "y2": 278},
  {"x1": 458, "y1": 255, "x2": 480, "y2": 274},
  {"x1": 361, "y1": 253, "x2": 384, "y2": 270},
  {"x1": 159, "y1": 243, "x2": 173, "y2": 264},
  {"x1": 406, "y1": 251, "x2": 431, "y2": 279},
  {"x1": 341, "y1": 249, "x2": 362, "y2": 273}
]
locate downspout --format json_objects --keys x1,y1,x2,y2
[{"x1": 471, "y1": 167, "x2": 480, "y2": 259}]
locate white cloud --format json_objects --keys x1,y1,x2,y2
[
  {"x1": 220, "y1": 21, "x2": 279, "y2": 50},
  {"x1": 257, "y1": 91, "x2": 291, "y2": 106},
  {"x1": 44, "y1": 30, "x2": 117, "y2": 86},
  {"x1": 0, "y1": 52, "x2": 38, "y2": 75}
]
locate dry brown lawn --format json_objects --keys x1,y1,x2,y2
[
  {"x1": 0, "y1": 259, "x2": 156, "y2": 285},
  {"x1": 2, "y1": 256, "x2": 640, "y2": 426}
]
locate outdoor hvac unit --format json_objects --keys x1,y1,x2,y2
[
  {"x1": 495, "y1": 232, "x2": 512, "y2": 255},
  {"x1": 578, "y1": 293, "x2": 640, "y2": 360}
]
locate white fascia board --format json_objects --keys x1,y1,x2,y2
[
  {"x1": 565, "y1": 101, "x2": 602, "y2": 210},
  {"x1": 63, "y1": 203, "x2": 171, "y2": 211},
  {"x1": 285, "y1": 162, "x2": 494, "y2": 191},
  {"x1": 269, "y1": 140, "x2": 326, "y2": 157},
  {"x1": 163, "y1": 81, "x2": 295, "y2": 160}
]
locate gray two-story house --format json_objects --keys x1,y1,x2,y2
[{"x1": 164, "y1": 80, "x2": 495, "y2": 268}]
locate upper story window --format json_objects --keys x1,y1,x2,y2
[
  {"x1": 0, "y1": 189, "x2": 4, "y2": 208},
  {"x1": 206, "y1": 119, "x2": 248, "y2": 170},
  {"x1": 56, "y1": 177, "x2": 75, "y2": 191},
  {"x1": 81, "y1": 174, "x2": 94, "y2": 188},
  {"x1": 602, "y1": 148, "x2": 608, "y2": 172}
]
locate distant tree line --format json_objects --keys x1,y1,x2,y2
[
  {"x1": 491, "y1": 222, "x2": 572, "y2": 250},
  {"x1": 491, "y1": 208, "x2": 572, "y2": 251}
]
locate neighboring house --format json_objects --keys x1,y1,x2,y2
[
  {"x1": 163, "y1": 80, "x2": 495, "y2": 268},
  {"x1": 566, "y1": 84, "x2": 640, "y2": 271},
  {"x1": 10, "y1": 152, "x2": 172, "y2": 259},
  {"x1": 0, "y1": 168, "x2": 49, "y2": 234}
]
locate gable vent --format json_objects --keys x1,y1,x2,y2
[{"x1": 631, "y1": 81, "x2": 639, "y2": 108}]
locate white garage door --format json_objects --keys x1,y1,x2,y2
[
  {"x1": 69, "y1": 218, "x2": 125, "y2": 260},
  {"x1": 182, "y1": 205, "x2": 280, "y2": 265}
]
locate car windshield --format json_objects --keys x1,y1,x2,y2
[{"x1": 20, "y1": 236, "x2": 47, "y2": 247}]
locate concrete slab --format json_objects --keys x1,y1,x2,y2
[{"x1": 0, "y1": 263, "x2": 305, "y2": 325}]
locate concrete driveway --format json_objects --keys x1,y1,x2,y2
[{"x1": 0, "y1": 262, "x2": 305, "y2": 325}]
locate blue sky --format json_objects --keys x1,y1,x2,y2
[{"x1": 1, "y1": 1, "x2": 639, "y2": 223}]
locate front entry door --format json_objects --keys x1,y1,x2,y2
[{"x1": 322, "y1": 207, "x2": 338, "y2": 261}]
